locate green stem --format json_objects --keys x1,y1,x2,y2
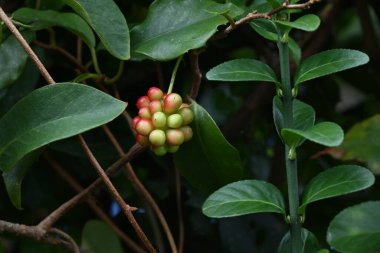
[
  {"x1": 167, "y1": 55, "x2": 183, "y2": 94},
  {"x1": 278, "y1": 40, "x2": 302, "y2": 252},
  {"x1": 90, "y1": 47, "x2": 102, "y2": 74},
  {"x1": 106, "y1": 61, "x2": 125, "y2": 84}
]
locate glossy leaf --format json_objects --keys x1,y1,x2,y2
[
  {"x1": 276, "y1": 14, "x2": 321, "y2": 32},
  {"x1": 64, "y1": 0, "x2": 130, "y2": 60},
  {"x1": 0, "y1": 32, "x2": 34, "y2": 90},
  {"x1": 13, "y1": 8, "x2": 95, "y2": 48},
  {"x1": 81, "y1": 220, "x2": 123, "y2": 253},
  {"x1": 206, "y1": 59, "x2": 278, "y2": 83},
  {"x1": 174, "y1": 101, "x2": 243, "y2": 193},
  {"x1": 300, "y1": 165, "x2": 374, "y2": 213},
  {"x1": 130, "y1": 0, "x2": 240, "y2": 61},
  {"x1": 281, "y1": 122, "x2": 343, "y2": 148},
  {"x1": 278, "y1": 228, "x2": 321, "y2": 253},
  {"x1": 294, "y1": 49, "x2": 369, "y2": 85},
  {"x1": 327, "y1": 201, "x2": 380, "y2": 253},
  {"x1": 0, "y1": 83, "x2": 126, "y2": 172},
  {"x1": 202, "y1": 180, "x2": 285, "y2": 218}
]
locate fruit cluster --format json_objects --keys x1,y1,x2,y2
[{"x1": 132, "y1": 87, "x2": 194, "y2": 156}]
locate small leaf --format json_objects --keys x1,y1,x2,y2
[
  {"x1": 327, "y1": 201, "x2": 380, "y2": 253},
  {"x1": 81, "y1": 220, "x2": 124, "y2": 253},
  {"x1": 174, "y1": 101, "x2": 243, "y2": 193},
  {"x1": 300, "y1": 165, "x2": 374, "y2": 214},
  {"x1": 294, "y1": 49, "x2": 369, "y2": 85},
  {"x1": 276, "y1": 14, "x2": 321, "y2": 32},
  {"x1": 281, "y1": 122, "x2": 344, "y2": 148},
  {"x1": 0, "y1": 32, "x2": 35, "y2": 90},
  {"x1": 202, "y1": 180, "x2": 285, "y2": 218},
  {"x1": 206, "y1": 59, "x2": 278, "y2": 83},
  {"x1": 64, "y1": 0, "x2": 130, "y2": 60},
  {"x1": 131, "y1": 0, "x2": 241, "y2": 61},
  {"x1": 278, "y1": 228, "x2": 321, "y2": 253},
  {"x1": 0, "y1": 83, "x2": 126, "y2": 172},
  {"x1": 203, "y1": 2, "x2": 243, "y2": 17},
  {"x1": 13, "y1": 8, "x2": 95, "y2": 48}
]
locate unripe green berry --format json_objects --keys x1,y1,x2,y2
[
  {"x1": 139, "y1": 107, "x2": 151, "y2": 119},
  {"x1": 136, "y1": 134, "x2": 149, "y2": 146},
  {"x1": 167, "y1": 145, "x2": 179, "y2": 153},
  {"x1": 135, "y1": 119, "x2": 153, "y2": 136},
  {"x1": 149, "y1": 129, "x2": 166, "y2": 146},
  {"x1": 152, "y1": 112, "x2": 167, "y2": 129},
  {"x1": 180, "y1": 126, "x2": 193, "y2": 141},
  {"x1": 149, "y1": 100, "x2": 163, "y2": 114},
  {"x1": 166, "y1": 129, "x2": 184, "y2": 146},
  {"x1": 147, "y1": 87, "x2": 164, "y2": 100},
  {"x1": 178, "y1": 107, "x2": 193, "y2": 125},
  {"x1": 164, "y1": 93, "x2": 182, "y2": 114},
  {"x1": 167, "y1": 114, "x2": 183, "y2": 128},
  {"x1": 152, "y1": 145, "x2": 167, "y2": 156}
]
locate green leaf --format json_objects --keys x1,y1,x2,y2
[
  {"x1": 327, "y1": 201, "x2": 380, "y2": 253},
  {"x1": 206, "y1": 59, "x2": 278, "y2": 83},
  {"x1": 64, "y1": 0, "x2": 130, "y2": 60},
  {"x1": 300, "y1": 165, "x2": 374, "y2": 214},
  {"x1": 340, "y1": 115, "x2": 380, "y2": 174},
  {"x1": 0, "y1": 32, "x2": 35, "y2": 90},
  {"x1": 13, "y1": 8, "x2": 95, "y2": 48},
  {"x1": 130, "y1": 0, "x2": 240, "y2": 61},
  {"x1": 0, "y1": 83, "x2": 126, "y2": 172},
  {"x1": 278, "y1": 228, "x2": 321, "y2": 253},
  {"x1": 276, "y1": 14, "x2": 321, "y2": 32},
  {"x1": 288, "y1": 37, "x2": 301, "y2": 65},
  {"x1": 281, "y1": 122, "x2": 344, "y2": 148},
  {"x1": 202, "y1": 180, "x2": 285, "y2": 218},
  {"x1": 174, "y1": 101, "x2": 243, "y2": 193},
  {"x1": 203, "y1": 2, "x2": 243, "y2": 17},
  {"x1": 294, "y1": 49, "x2": 369, "y2": 85},
  {"x1": 81, "y1": 220, "x2": 123, "y2": 253}
]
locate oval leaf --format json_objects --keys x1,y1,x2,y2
[
  {"x1": 294, "y1": 49, "x2": 369, "y2": 85},
  {"x1": 276, "y1": 14, "x2": 321, "y2": 32},
  {"x1": 0, "y1": 83, "x2": 127, "y2": 172},
  {"x1": 173, "y1": 101, "x2": 243, "y2": 193},
  {"x1": 202, "y1": 180, "x2": 285, "y2": 218},
  {"x1": 130, "y1": 0, "x2": 240, "y2": 61},
  {"x1": 206, "y1": 59, "x2": 278, "y2": 83},
  {"x1": 278, "y1": 228, "x2": 321, "y2": 253},
  {"x1": 13, "y1": 8, "x2": 95, "y2": 48},
  {"x1": 300, "y1": 165, "x2": 374, "y2": 213},
  {"x1": 327, "y1": 201, "x2": 380, "y2": 253},
  {"x1": 81, "y1": 220, "x2": 124, "y2": 253},
  {"x1": 281, "y1": 122, "x2": 344, "y2": 148},
  {"x1": 64, "y1": 0, "x2": 130, "y2": 60}
]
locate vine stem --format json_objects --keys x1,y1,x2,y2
[
  {"x1": 167, "y1": 55, "x2": 184, "y2": 94},
  {"x1": 278, "y1": 40, "x2": 302, "y2": 252}
]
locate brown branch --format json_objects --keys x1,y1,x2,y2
[
  {"x1": 175, "y1": 169, "x2": 185, "y2": 253},
  {"x1": 0, "y1": 7, "x2": 55, "y2": 84},
  {"x1": 189, "y1": 51, "x2": 202, "y2": 100},
  {"x1": 44, "y1": 153, "x2": 147, "y2": 253},
  {"x1": 102, "y1": 125, "x2": 178, "y2": 253}
]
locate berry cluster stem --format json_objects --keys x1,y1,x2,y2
[
  {"x1": 168, "y1": 55, "x2": 184, "y2": 94},
  {"x1": 278, "y1": 40, "x2": 302, "y2": 252}
]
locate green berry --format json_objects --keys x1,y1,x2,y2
[
  {"x1": 152, "y1": 145, "x2": 167, "y2": 156},
  {"x1": 180, "y1": 126, "x2": 193, "y2": 141},
  {"x1": 149, "y1": 129, "x2": 166, "y2": 146},
  {"x1": 166, "y1": 129, "x2": 184, "y2": 146},
  {"x1": 167, "y1": 145, "x2": 179, "y2": 153},
  {"x1": 152, "y1": 112, "x2": 167, "y2": 129},
  {"x1": 164, "y1": 93, "x2": 182, "y2": 114},
  {"x1": 167, "y1": 114, "x2": 183, "y2": 128},
  {"x1": 178, "y1": 107, "x2": 193, "y2": 125},
  {"x1": 135, "y1": 119, "x2": 153, "y2": 135}
]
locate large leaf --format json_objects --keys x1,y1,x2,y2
[
  {"x1": 206, "y1": 59, "x2": 278, "y2": 83},
  {"x1": 13, "y1": 8, "x2": 95, "y2": 48},
  {"x1": 278, "y1": 228, "x2": 321, "y2": 253},
  {"x1": 300, "y1": 165, "x2": 374, "y2": 214},
  {"x1": 0, "y1": 32, "x2": 35, "y2": 90},
  {"x1": 174, "y1": 101, "x2": 243, "y2": 193},
  {"x1": 202, "y1": 180, "x2": 285, "y2": 217},
  {"x1": 0, "y1": 83, "x2": 126, "y2": 172},
  {"x1": 276, "y1": 14, "x2": 321, "y2": 32},
  {"x1": 64, "y1": 0, "x2": 130, "y2": 60},
  {"x1": 327, "y1": 201, "x2": 380, "y2": 253},
  {"x1": 130, "y1": 0, "x2": 241, "y2": 61},
  {"x1": 294, "y1": 49, "x2": 369, "y2": 85},
  {"x1": 281, "y1": 122, "x2": 343, "y2": 148},
  {"x1": 81, "y1": 220, "x2": 123, "y2": 253}
]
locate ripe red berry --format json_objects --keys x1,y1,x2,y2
[
  {"x1": 166, "y1": 129, "x2": 185, "y2": 146},
  {"x1": 136, "y1": 96, "x2": 150, "y2": 109},
  {"x1": 147, "y1": 87, "x2": 164, "y2": 101},
  {"x1": 164, "y1": 93, "x2": 182, "y2": 114},
  {"x1": 135, "y1": 119, "x2": 153, "y2": 136},
  {"x1": 149, "y1": 100, "x2": 163, "y2": 114},
  {"x1": 132, "y1": 116, "x2": 141, "y2": 128}
]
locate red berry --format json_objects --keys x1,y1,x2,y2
[
  {"x1": 136, "y1": 134, "x2": 149, "y2": 146},
  {"x1": 132, "y1": 116, "x2": 141, "y2": 128},
  {"x1": 147, "y1": 87, "x2": 164, "y2": 100},
  {"x1": 149, "y1": 129, "x2": 166, "y2": 146},
  {"x1": 166, "y1": 129, "x2": 184, "y2": 146},
  {"x1": 138, "y1": 107, "x2": 151, "y2": 119},
  {"x1": 135, "y1": 119, "x2": 153, "y2": 136},
  {"x1": 164, "y1": 93, "x2": 182, "y2": 114},
  {"x1": 136, "y1": 96, "x2": 150, "y2": 109},
  {"x1": 149, "y1": 100, "x2": 163, "y2": 114}
]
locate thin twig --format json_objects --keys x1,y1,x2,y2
[
  {"x1": 189, "y1": 51, "x2": 202, "y2": 100},
  {"x1": 77, "y1": 135, "x2": 157, "y2": 253},
  {"x1": 0, "y1": 7, "x2": 55, "y2": 84},
  {"x1": 49, "y1": 228, "x2": 81, "y2": 253},
  {"x1": 175, "y1": 169, "x2": 185, "y2": 253}
]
